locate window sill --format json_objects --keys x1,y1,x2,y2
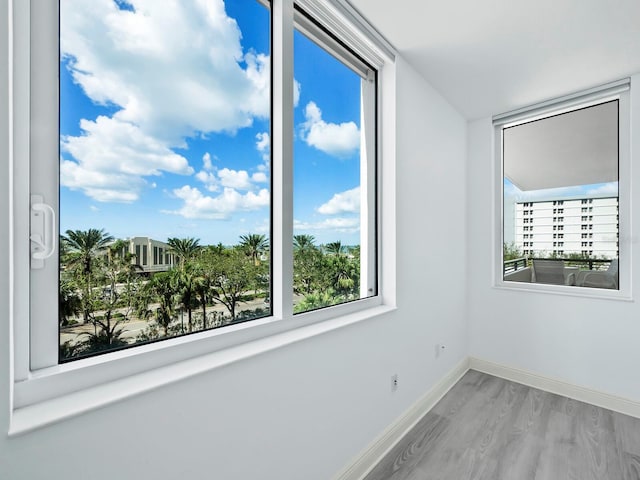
[
  {"x1": 494, "y1": 280, "x2": 632, "y2": 301},
  {"x1": 9, "y1": 304, "x2": 396, "y2": 436}
]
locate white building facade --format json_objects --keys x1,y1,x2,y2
[
  {"x1": 514, "y1": 196, "x2": 618, "y2": 259},
  {"x1": 127, "y1": 237, "x2": 176, "y2": 274}
]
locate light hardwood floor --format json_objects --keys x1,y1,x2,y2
[{"x1": 364, "y1": 370, "x2": 640, "y2": 480}]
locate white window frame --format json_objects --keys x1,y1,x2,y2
[
  {"x1": 7, "y1": 0, "x2": 397, "y2": 433},
  {"x1": 494, "y1": 79, "x2": 631, "y2": 299}
]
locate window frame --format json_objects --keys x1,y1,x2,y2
[
  {"x1": 8, "y1": 0, "x2": 397, "y2": 428},
  {"x1": 494, "y1": 79, "x2": 631, "y2": 299}
]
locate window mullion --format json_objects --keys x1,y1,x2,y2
[
  {"x1": 28, "y1": 0, "x2": 59, "y2": 371},
  {"x1": 360, "y1": 72, "x2": 376, "y2": 298},
  {"x1": 272, "y1": 0, "x2": 294, "y2": 320}
]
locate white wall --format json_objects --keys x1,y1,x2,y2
[
  {"x1": 0, "y1": 35, "x2": 468, "y2": 480},
  {"x1": 467, "y1": 73, "x2": 640, "y2": 403}
]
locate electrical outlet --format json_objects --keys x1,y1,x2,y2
[{"x1": 391, "y1": 373, "x2": 398, "y2": 392}]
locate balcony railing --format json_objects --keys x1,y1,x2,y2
[
  {"x1": 503, "y1": 257, "x2": 528, "y2": 275},
  {"x1": 504, "y1": 256, "x2": 614, "y2": 276}
]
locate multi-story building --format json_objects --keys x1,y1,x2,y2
[
  {"x1": 513, "y1": 197, "x2": 618, "y2": 259},
  {"x1": 127, "y1": 237, "x2": 176, "y2": 274}
]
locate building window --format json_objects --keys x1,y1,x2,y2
[
  {"x1": 499, "y1": 80, "x2": 628, "y2": 292},
  {"x1": 20, "y1": 0, "x2": 389, "y2": 389}
]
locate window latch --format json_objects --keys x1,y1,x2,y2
[{"x1": 30, "y1": 195, "x2": 56, "y2": 269}]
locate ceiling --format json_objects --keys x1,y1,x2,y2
[{"x1": 348, "y1": 0, "x2": 640, "y2": 120}]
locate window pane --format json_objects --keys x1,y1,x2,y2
[
  {"x1": 503, "y1": 100, "x2": 619, "y2": 290},
  {"x1": 59, "y1": 0, "x2": 271, "y2": 361},
  {"x1": 292, "y1": 23, "x2": 377, "y2": 314}
]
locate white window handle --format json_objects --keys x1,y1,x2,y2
[{"x1": 31, "y1": 197, "x2": 56, "y2": 266}]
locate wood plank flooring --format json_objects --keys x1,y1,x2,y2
[{"x1": 364, "y1": 370, "x2": 640, "y2": 480}]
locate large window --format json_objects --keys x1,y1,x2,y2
[
  {"x1": 497, "y1": 80, "x2": 630, "y2": 294},
  {"x1": 30, "y1": 0, "x2": 381, "y2": 364},
  {"x1": 56, "y1": 0, "x2": 273, "y2": 362},
  {"x1": 292, "y1": 8, "x2": 377, "y2": 314},
  {"x1": 17, "y1": 0, "x2": 388, "y2": 394}
]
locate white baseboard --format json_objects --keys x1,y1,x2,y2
[
  {"x1": 332, "y1": 358, "x2": 470, "y2": 480},
  {"x1": 469, "y1": 357, "x2": 640, "y2": 419}
]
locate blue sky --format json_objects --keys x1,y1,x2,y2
[
  {"x1": 59, "y1": 0, "x2": 363, "y2": 246},
  {"x1": 503, "y1": 178, "x2": 618, "y2": 203}
]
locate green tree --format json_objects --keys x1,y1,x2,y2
[
  {"x1": 208, "y1": 248, "x2": 259, "y2": 321},
  {"x1": 324, "y1": 241, "x2": 345, "y2": 256},
  {"x1": 239, "y1": 233, "x2": 268, "y2": 266},
  {"x1": 293, "y1": 236, "x2": 323, "y2": 295},
  {"x1": 293, "y1": 234, "x2": 317, "y2": 253},
  {"x1": 294, "y1": 290, "x2": 338, "y2": 313},
  {"x1": 136, "y1": 271, "x2": 177, "y2": 337},
  {"x1": 167, "y1": 237, "x2": 201, "y2": 270},
  {"x1": 62, "y1": 228, "x2": 114, "y2": 276},
  {"x1": 59, "y1": 277, "x2": 81, "y2": 327},
  {"x1": 61, "y1": 228, "x2": 114, "y2": 324},
  {"x1": 325, "y1": 253, "x2": 359, "y2": 297},
  {"x1": 193, "y1": 262, "x2": 216, "y2": 330},
  {"x1": 171, "y1": 265, "x2": 199, "y2": 333},
  {"x1": 503, "y1": 242, "x2": 523, "y2": 261}
]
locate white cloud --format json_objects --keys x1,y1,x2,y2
[
  {"x1": 163, "y1": 185, "x2": 269, "y2": 219},
  {"x1": 299, "y1": 102, "x2": 359, "y2": 158},
  {"x1": 294, "y1": 217, "x2": 360, "y2": 233},
  {"x1": 202, "y1": 152, "x2": 214, "y2": 171},
  {"x1": 293, "y1": 80, "x2": 301, "y2": 107},
  {"x1": 256, "y1": 131, "x2": 270, "y2": 164},
  {"x1": 195, "y1": 170, "x2": 219, "y2": 192},
  {"x1": 317, "y1": 187, "x2": 360, "y2": 215},
  {"x1": 61, "y1": 0, "x2": 270, "y2": 142},
  {"x1": 195, "y1": 161, "x2": 267, "y2": 192},
  {"x1": 252, "y1": 172, "x2": 268, "y2": 183},
  {"x1": 60, "y1": 0, "x2": 271, "y2": 202},
  {"x1": 60, "y1": 116, "x2": 193, "y2": 202},
  {"x1": 218, "y1": 168, "x2": 252, "y2": 190}
]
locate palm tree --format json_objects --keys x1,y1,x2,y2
[
  {"x1": 59, "y1": 278, "x2": 81, "y2": 327},
  {"x1": 136, "y1": 272, "x2": 177, "y2": 337},
  {"x1": 167, "y1": 237, "x2": 201, "y2": 270},
  {"x1": 61, "y1": 228, "x2": 114, "y2": 324},
  {"x1": 293, "y1": 235, "x2": 322, "y2": 295},
  {"x1": 62, "y1": 228, "x2": 114, "y2": 276},
  {"x1": 239, "y1": 233, "x2": 268, "y2": 266},
  {"x1": 171, "y1": 266, "x2": 198, "y2": 333},
  {"x1": 293, "y1": 234, "x2": 317, "y2": 252},
  {"x1": 193, "y1": 262, "x2": 215, "y2": 330},
  {"x1": 324, "y1": 241, "x2": 344, "y2": 256}
]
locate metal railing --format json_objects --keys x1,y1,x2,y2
[
  {"x1": 503, "y1": 257, "x2": 528, "y2": 275},
  {"x1": 503, "y1": 257, "x2": 613, "y2": 275}
]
